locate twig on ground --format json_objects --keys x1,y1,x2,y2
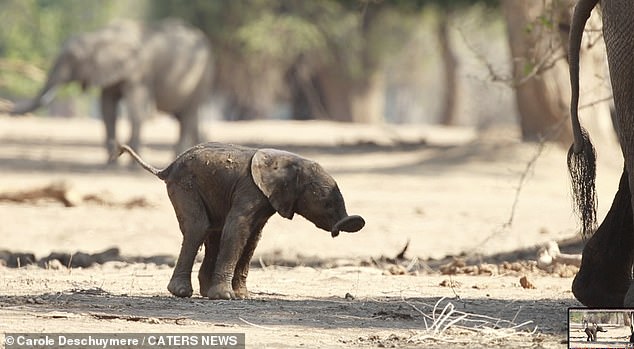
[
  {"x1": 505, "y1": 141, "x2": 546, "y2": 228},
  {"x1": 67, "y1": 254, "x2": 74, "y2": 273},
  {"x1": 405, "y1": 257, "x2": 418, "y2": 273},
  {"x1": 258, "y1": 256, "x2": 267, "y2": 270},
  {"x1": 396, "y1": 240, "x2": 410, "y2": 260},
  {"x1": 238, "y1": 317, "x2": 278, "y2": 331}
]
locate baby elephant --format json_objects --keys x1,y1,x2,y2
[
  {"x1": 118, "y1": 142, "x2": 365, "y2": 299},
  {"x1": 585, "y1": 323, "x2": 607, "y2": 341}
]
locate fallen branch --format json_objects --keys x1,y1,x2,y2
[
  {"x1": 0, "y1": 181, "x2": 80, "y2": 207},
  {"x1": 537, "y1": 241, "x2": 582, "y2": 268},
  {"x1": 0, "y1": 181, "x2": 152, "y2": 208}
]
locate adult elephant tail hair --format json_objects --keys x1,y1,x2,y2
[{"x1": 567, "y1": 127, "x2": 597, "y2": 239}]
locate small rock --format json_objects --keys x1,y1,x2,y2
[
  {"x1": 144, "y1": 317, "x2": 161, "y2": 324},
  {"x1": 45, "y1": 259, "x2": 64, "y2": 270},
  {"x1": 385, "y1": 265, "x2": 406, "y2": 275},
  {"x1": 519, "y1": 276, "x2": 536, "y2": 289},
  {"x1": 439, "y1": 279, "x2": 461, "y2": 288},
  {"x1": 478, "y1": 263, "x2": 498, "y2": 275}
]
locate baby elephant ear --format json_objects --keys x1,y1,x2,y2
[{"x1": 251, "y1": 149, "x2": 300, "y2": 219}]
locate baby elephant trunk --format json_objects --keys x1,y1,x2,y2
[{"x1": 331, "y1": 215, "x2": 365, "y2": 238}]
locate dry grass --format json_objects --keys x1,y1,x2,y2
[{"x1": 404, "y1": 297, "x2": 538, "y2": 345}]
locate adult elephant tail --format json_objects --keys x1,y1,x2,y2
[{"x1": 567, "y1": 0, "x2": 599, "y2": 239}]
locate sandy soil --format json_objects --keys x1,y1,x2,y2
[{"x1": 0, "y1": 115, "x2": 624, "y2": 348}]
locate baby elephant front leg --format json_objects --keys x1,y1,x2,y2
[
  {"x1": 232, "y1": 229, "x2": 264, "y2": 299},
  {"x1": 207, "y1": 217, "x2": 251, "y2": 300}
]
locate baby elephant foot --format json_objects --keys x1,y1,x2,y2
[
  {"x1": 167, "y1": 277, "x2": 193, "y2": 298},
  {"x1": 233, "y1": 286, "x2": 249, "y2": 300},
  {"x1": 207, "y1": 283, "x2": 236, "y2": 300},
  {"x1": 232, "y1": 281, "x2": 249, "y2": 299},
  {"x1": 198, "y1": 275, "x2": 213, "y2": 298}
]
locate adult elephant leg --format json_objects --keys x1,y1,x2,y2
[
  {"x1": 573, "y1": 169, "x2": 634, "y2": 307},
  {"x1": 601, "y1": 0, "x2": 634, "y2": 307},
  {"x1": 123, "y1": 85, "x2": 151, "y2": 155},
  {"x1": 175, "y1": 109, "x2": 201, "y2": 156},
  {"x1": 624, "y1": 166, "x2": 634, "y2": 306},
  {"x1": 198, "y1": 231, "x2": 220, "y2": 297},
  {"x1": 101, "y1": 86, "x2": 121, "y2": 164},
  {"x1": 166, "y1": 185, "x2": 210, "y2": 298}
]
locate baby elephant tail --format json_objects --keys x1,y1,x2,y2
[{"x1": 115, "y1": 144, "x2": 163, "y2": 178}]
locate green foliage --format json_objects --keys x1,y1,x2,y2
[
  {"x1": 367, "y1": 0, "x2": 498, "y2": 12},
  {"x1": 236, "y1": 13, "x2": 327, "y2": 64},
  {"x1": 0, "y1": 0, "x2": 501, "y2": 117},
  {"x1": 149, "y1": 0, "x2": 500, "y2": 121},
  {"x1": 0, "y1": 0, "x2": 125, "y2": 97},
  {"x1": 569, "y1": 311, "x2": 585, "y2": 324},
  {"x1": 150, "y1": 0, "x2": 498, "y2": 71}
]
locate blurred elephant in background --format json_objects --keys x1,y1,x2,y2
[{"x1": 11, "y1": 19, "x2": 214, "y2": 162}]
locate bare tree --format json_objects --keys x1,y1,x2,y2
[
  {"x1": 501, "y1": 0, "x2": 611, "y2": 146},
  {"x1": 502, "y1": 0, "x2": 573, "y2": 144},
  {"x1": 437, "y1": 9, "x2": 459, "y2": 126}
]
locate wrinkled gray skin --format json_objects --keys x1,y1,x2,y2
[
  {"x1": 11, "y1": 19, "x2": 213, "y2": 162},
  {"x1": 117, "y1": 142, "x2": 365, "y2": 300},
  {"x1": 568, "y1": 0, "x2": 634, "y2": 307}
]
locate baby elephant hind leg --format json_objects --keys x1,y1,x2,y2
[
  {"x1": 198, "y1": 231, "x2": 221, "y2": 297},
  {"x1": 166, "y1": 185, "x2": 210, "y2": 298}
]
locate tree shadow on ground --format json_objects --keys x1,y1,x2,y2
[
  {"x1": 0, "y1": 134, "x2": 452, "y2": 175},
  {"x1": 0, "y1": 290, "x2": 574, "y2": 334}
]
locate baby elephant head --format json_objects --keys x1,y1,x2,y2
[{"x1": 251, "y1": 149, "x2": 365, "y2": 237}]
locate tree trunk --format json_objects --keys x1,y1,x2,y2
[
  {"x1": 502, "y1": 0, "x2": 573, "y2": 145},
  {"x1": 283, "y1": 4, "x2": 387, "y2": 124},
  {"x1": 288, "y1": 62, "x2": 385, "y2": 123},
  {"x1": 287, "y1": 55, "x2": 328, "y2": 120},
  {"x1": 312, "y1": 65, "x2": 353, "y2": 122},
  {"x1": 350, "y1": 71, "x2": 385, "y2": 124},
  {"x1": 214, "y1": 46, "x2": 281, "y2": 121},
  {"x1": 502, "y1": 0, "x2": 611, "y2": 146},
  {"x1": 437, "y1": 10, "x2": 458, "y2": 126}
]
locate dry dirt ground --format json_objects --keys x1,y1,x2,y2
[{"x1": 0, "y1": 115, "x2": 625, "y2": 348}]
